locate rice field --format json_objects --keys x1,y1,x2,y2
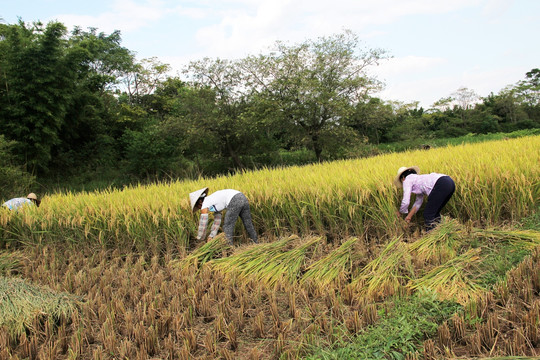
[{"x1": 0, "y1": 135, "x2": 539, "y2": 359}]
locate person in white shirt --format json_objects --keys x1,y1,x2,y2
[
  {"x1": 189, "y1": 188, "x2": 258, "y2": 245},
  {"x1": 2, "y1": 192, "x2": 41, "y2": 211}
]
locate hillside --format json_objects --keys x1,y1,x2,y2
[{"x1": 0, "y1": 136, "x2": 539, "y2": 359}]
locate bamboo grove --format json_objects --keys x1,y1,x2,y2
[{"x1": 0, "y1": 135, "x2": 539, "y2": 359}]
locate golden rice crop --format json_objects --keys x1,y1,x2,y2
[{"x1": 0, "y1": 136, "x2": 538, "y2": 250}]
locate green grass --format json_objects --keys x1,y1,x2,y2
[
  {"x1": 0, "y1": 252, "x2": 20, "y2": 275},
  {"x1": 307, "y1": 290, "x2": 461, "y2": 360},
  {"x1": 520, "y1": 207, "x2": 540, "y2": 231},
  {"x1": 372, "y1": 129, "x2": 540, "y2": 154},
  {"x1": 474, "y1": 242, "x2": 533, "y2": 289}
]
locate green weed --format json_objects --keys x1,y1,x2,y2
[{"x1": 307, "y1": 289, "x2": 461, "y2": 359}]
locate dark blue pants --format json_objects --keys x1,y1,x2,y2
[{"x1": 424, "y1": 176, "x2": 455, "y2": 230}]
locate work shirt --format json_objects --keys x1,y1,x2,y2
[
  {"x1": 197, "y1": 189, "x2": 241, "y2": 240},
  {"x1": 399, "y1": 173, "x2": 446, "y2": 214},
  {"x1": 2, "y1": 197, "x2": 33, "y2": 211},
  {"x1": 201, "y1": 189, "x2": 240, "y2": 213}
]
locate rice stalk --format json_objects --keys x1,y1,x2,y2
[
  {"x1": 210, "y1": 235, "x2": 320, "y2": 286},
  {"x1": 408, "y1": 248, "x2": 484, "y2": 305},
  {"x1": 470, "y1": 228, "x2": 540, "y2": 250},
  {"x1": 300, "y1": 237, "x2": 360, "y2": 288},
  {"x1": 0, "y1": 251, "x2": 22, "y2": 275},
  {"x1": 349, "y1": 236, "x2": 414, "y2": 299},
  {"x1": 0, "y1": 276, "x2": 82, "y2": 337},
  {"x1": 171, "y1": 235, "x2": 231, "y2": 273},
  {"x1": 408, "y1": 218, "x2": 467, "y2": 264},
  {"x1": 255, "y1": 236, "x2": 320, "y2": 286}
]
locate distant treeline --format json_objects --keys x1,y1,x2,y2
[{"x1": 0, "y1": 21, "x2": 539, "y2": 197}]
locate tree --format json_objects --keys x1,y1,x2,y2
[
  {"x1": 184, "y1": 58, "x2": 276, "y2": 169},
  {"x1": 350, "y1": 98, "x2": 395, "y2": 143},
  {"x1": 50, "y1": 27, "x2": 136, "y2": 174},
  {"x1": 122, "y1": 57, "x2": 171, "y2": 106},
  {"x1": 449, "y1": 87, "x2": 479, "y2": 129},
  {"x1": 0, "y1": 135, "x2": 35, "y2": 200},
  {"x1": 241, "y1": 30, "x2": 388, "y2": 161},
  {"x1": 0, "y1": 21, "x2": 76, "y2": 174},
  {"x1": 514, "y1": 68, "x2": 540, "y2": 107}
]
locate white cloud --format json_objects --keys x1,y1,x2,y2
[
  {"x1": 373, "y1": 56, "x2": 447, "y2": 77},
  {"x1": 47, "y1": 0, "x2": 168, "y2": 33},
  {"x1": 481, "y1": 0, "x2": 514, "y2": 19},
  {"x1": 21, "y1": 0, "x2": 533, "y2": 108},
  {"x1": 183, "y1": 0, "x2": 490, "y2": 60},
  {"x1": 375, "y1": 65, "x2": 525, "y2": 108}
]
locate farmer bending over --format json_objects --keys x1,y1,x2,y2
[
  {"x1": 2, "y1": 193, "x2": 41, "y2": 211},
  {"x1": 190, "y1": 188, "x2": 258, "y2": 245},
  {"x1": 394, "y1": 166, "x2": 455, "y2": 231}
]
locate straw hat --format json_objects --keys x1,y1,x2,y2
[
  {"x1": 189, "y1": 187, "x2": 208, "y2": 211},
  {"x1": 393, "y1": 166, "x2": 420, "y2": 188},
  {"x1": 27, "y1": 193, "x2": 38, "y2": 200}
]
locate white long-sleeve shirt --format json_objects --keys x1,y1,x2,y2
[
  {"x1": 197, "y1": 189, "x2": 240, "y2": 240},
  {"x1": 400, "y1": 173, "x2": 446, "y2": 214},
  {"x1": 201, "y1": 189, "x2": 240, "y2": 213}
]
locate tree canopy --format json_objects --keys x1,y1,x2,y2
[{"x1": 0, "y1": 20, "x2": 538, "y2": 193}]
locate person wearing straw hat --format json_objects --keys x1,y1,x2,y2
[
  {"x1": 2, "y1": 193, "x2": 41, "y2": 211},
  {"x1": 189, "y1": 187, "x2": 258, "y2": 245},
  {"x1": 394, "y1": 166, "x2": 455, "y2": 231}
]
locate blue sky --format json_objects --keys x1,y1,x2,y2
[{"x1": 3, "y1": 0, "x2": 539, "y2": 108}]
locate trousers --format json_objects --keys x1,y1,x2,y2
[
  {"x1": 223, "y1": 193, "x2": 258, "y2": 245},
  {"x1": 424, "y1": 176, "x2": 455, "y2": 230}
]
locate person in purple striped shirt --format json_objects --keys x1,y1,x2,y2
[
  {"x1": 189, "y1": 187, "x2": 258, "y2": 245},
  {"x1": 394, "y1": 166, "x2": 455, "y2": 231}
]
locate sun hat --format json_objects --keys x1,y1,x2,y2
[
  {"x1": 393, "y1": 166, "x2": 420, "y2": 188},
  {"x1": 27, "y1": 193, "x2": 38, "y2": 200},
  {"x1": 189, "y1": 187, "x2": 209, "y2": 211}
]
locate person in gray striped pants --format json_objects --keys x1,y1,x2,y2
[{"x1": 190, "y1": 187, "x2": 258, "y2": 245}]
